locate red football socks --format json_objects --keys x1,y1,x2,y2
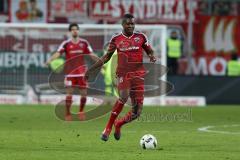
[
  {"x1": 65, "y1": 95, "x2": 72, "y2": 116},
  {"x1": 105, "y1": 100, "x2": 125, "y2": 130},
  {"x1": 115, "y1": 111, "x2": 132, "y2": 127},
  {"x1": 79, "y1": 97, "x2": 87, "y2": 112},
  {"x1": 116, "y1": 103, "x2": 142, "y2": 127}
]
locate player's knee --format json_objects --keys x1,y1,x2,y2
[
  {"x1": 131, "y1": 98, "x2": 143, "y2": 106},
  {"x1": 131, "y1": 105, "x2": 142, "y2": 120},
  {"x1": 131, "y1": 112, "x2": 140, "y2": 120},
  {"x1": 65, "y1": 95, "x2": 73, "y2": 105},
  {"x1": 118, "y1": 97, "x2": 128, "y2": 104},
  {"x1": 79, "y1": 89, "x2": 87, "y2": 97},
  {"x1": 81, "y1": 97, "x2": 87, "y2": 103}
]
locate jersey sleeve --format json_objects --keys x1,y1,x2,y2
[
  {"x1": 57, "y1": 41, "x2": 67, "y2": 55},
  {"x1": 142, "y1": 33, "x2": 152, "y2": 52},
  {"x1": 107, "y1": 35, "x2": 117, "y2": 53},
  {"x1": 85, "y1": 41, "x2": 93, "y2": 54}
]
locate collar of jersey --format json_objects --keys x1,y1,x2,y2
[
  {"x1": 71, "y1": 38, "x2": 80, "y2": 44},
  {"x1": 121, "y1": 32, "x2": 134, "y2": 39}
]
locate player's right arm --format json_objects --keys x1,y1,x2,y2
[
  {"x1": 45, "y1": 40, "x2": 67, "y2": 66},
  {"x1": 85, "y1": 39, "x2": 116, "y2": 80},
  {"x1": 45, "y1": 51, "x2": 61, "y2": 66}
]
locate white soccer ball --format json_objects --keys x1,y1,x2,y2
[{"x1": 140, "y1": 134, "x2": 157, "y2": 149}]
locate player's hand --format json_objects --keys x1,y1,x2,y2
[
  {"x1": 44, "y1": 61, "x2": 50, "y2": 67},
  {"x1": 149, "y1": 55, "x2": 156, "y2": 63}
]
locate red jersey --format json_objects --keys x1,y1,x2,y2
[
  {"x1": 57, "y1": 38, "x2": 93, "y2": 77},
  {"x1": 108, "y1": 31, "x2": 152, "y2": 77}
]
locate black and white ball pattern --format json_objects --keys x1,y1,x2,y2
[{"x1": 140, "y1": 134, "x2": 157, "y2": 149}]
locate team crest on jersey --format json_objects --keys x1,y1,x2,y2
[
  {"x1": 134, "y1": 37, "x2": 140, "y2": 43},
  {"x1": 79, "y1": 43, "x2": 84, "y2": 48},
  {"x1": 119, "y1": 40, "x2": 131, "y2": 48}
]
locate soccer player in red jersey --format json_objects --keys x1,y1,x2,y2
[
  {"x1": 45, "y1": 23, "x2": 99, "y2": 121},
  {"x1": 85, "y1": 14, "x2": 156, "y2": 141}
]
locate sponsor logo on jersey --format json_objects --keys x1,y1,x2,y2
[
  {"x1": 69, "y1": 50, "x2": 84, "y2": 54},
  {"x1": 118, "y1": 40, "x2": 139, "y2": 51},
  {"x1": 119, "y1": 46, "x2": 140, "y2": 52}
]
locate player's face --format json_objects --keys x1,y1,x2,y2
[
  {"x1": 70, "y1": 26, "x2": 79, "y2": 38},
  {"x1": 122, "y1": 18, "x2": 135, "y2": 36}
]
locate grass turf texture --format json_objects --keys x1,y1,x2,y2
[{"x1": 0, "y1": 105, "x2": 240, "y2": 160}]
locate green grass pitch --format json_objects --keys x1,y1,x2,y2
[{"x1": 0, "y1": 104, "x2": 240, "y2": 160}]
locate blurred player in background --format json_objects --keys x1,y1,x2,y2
[
  {"x1": 85, "y1": 14, "x2": 156, "y2": 141},
  {"x1": 101, "y1": 42, "x2": 118, "y2": 97},
  {"x1": 45, "y1": 23, "x2": 99, "y2": 121}
]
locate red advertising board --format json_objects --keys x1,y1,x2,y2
[
  {"x1": 1, "y1": 0, "x2": 200, "y2": 23},
  {"x1": 178, "y1": 56, "x2": 231, "y2": 76},
  {"x1": 89, "y1": 0, "x2": 199, "y2": 23},
  {"x1": 178, "y1": 16, "x2": 240, "y2": 76},
  {"x1": 194, "y1": 16, "x2": 240, "y2": 56},
  {"x1": 47, "y1": 0, "x2": 90, "y2": 23}
]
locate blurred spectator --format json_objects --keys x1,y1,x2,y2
[
  {"x1": 15, "y1": 0, "x2": 29, "y2": 21},
  {"x1": 198, "y1": 0, "x2": 238, "y2": 16},
  {"x1": 237, "y1": 1, "x2": 240, "y2": 15},
  {"x1": 0, "y1": 0, "x2": 9, "y2": 22},
  {"x1": 29, "y1": 0, "x2": 43, "y2": 21},
  {"x1": 212, "y1": 1, "x2": 231, "y2": 16},
  {"x1": 0, "y1": 0, "x2": 8, "y2": 13},
  {"x1": 101, "y1": 42, "x2": 118, "y2": 97},
  {"x1": 167, "y1": 31, "x2": 183, "y2": 75},
  {"x1": 227, "y1": 51, "x2": 240, "y2": 76},
  {"x1": 198, "y1": 1, "x2": 210, "y2": 15}
]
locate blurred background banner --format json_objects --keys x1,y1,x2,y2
[
  {"x1": 47, "y1": 0, "x2": 89, "y2": 23},
  {"x1": 88, "y1": 0, "x2": 198, "y2": 23},
  {"x1": 0, "y1": 0, "x2": 199, "y2": 23},
  {"x1": 10, "y1": 0, "x2": 47, "y2": 23}
]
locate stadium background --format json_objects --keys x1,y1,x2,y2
[
  {"x1": 0, "y1": 1, "x2": 240, "y2": 160},
  {"x1": 0, "y1": 0, "x2": 240, "y2": 105}
]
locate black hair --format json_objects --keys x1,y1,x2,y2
[
  {"x1": 122, "y1": 13, "x2": 134, "y2": 24},
  {"x1": 68, "y1": 23, "x2": 79, "y2": 31}
]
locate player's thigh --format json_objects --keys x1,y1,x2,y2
[
  {"x1": 66, "y1": 87, "x2": 74, "y2": 96},
  {"x1": 117, "y1": 76, "x2": 131, "y2": 102},
  {"x1": 64, "y1": 77, "x2": 76, "y2": 95},
  {"x1": 77, "y1": 77, "x2": 88, "y2": 89},
  {"x1": 118, "y1": 88, "x2": 130, "y2": 103},
  {"x1": 64, "y1": 77, "x2": 77, "y2": 87},
  {"x1": 130, "y1": 77, "x2": 144, "y2": 105},
  {"x1": 131, "y1": 102, "x2": 143, "y2": 116}
]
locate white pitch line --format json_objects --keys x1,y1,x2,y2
[{"x1": 198, "y1": 124, "x2": 240, "y2": 135}]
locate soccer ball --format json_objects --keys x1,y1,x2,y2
[{"x1": 140, "y1": 134, "x2": 157, "y2": 149}]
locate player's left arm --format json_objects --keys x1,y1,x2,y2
[
  {"x1": 89, "y1": 53, "x2": 100, "y2": 62},
  {"x1": 142, "y1": 35, "x2": 156, "y2": 63},
  {"x1": 144, "y1": 47, "x2": 156, "y2": 63},
  {"x1": 85, "y1": 41, "x2": 100, "y2": 62}
]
